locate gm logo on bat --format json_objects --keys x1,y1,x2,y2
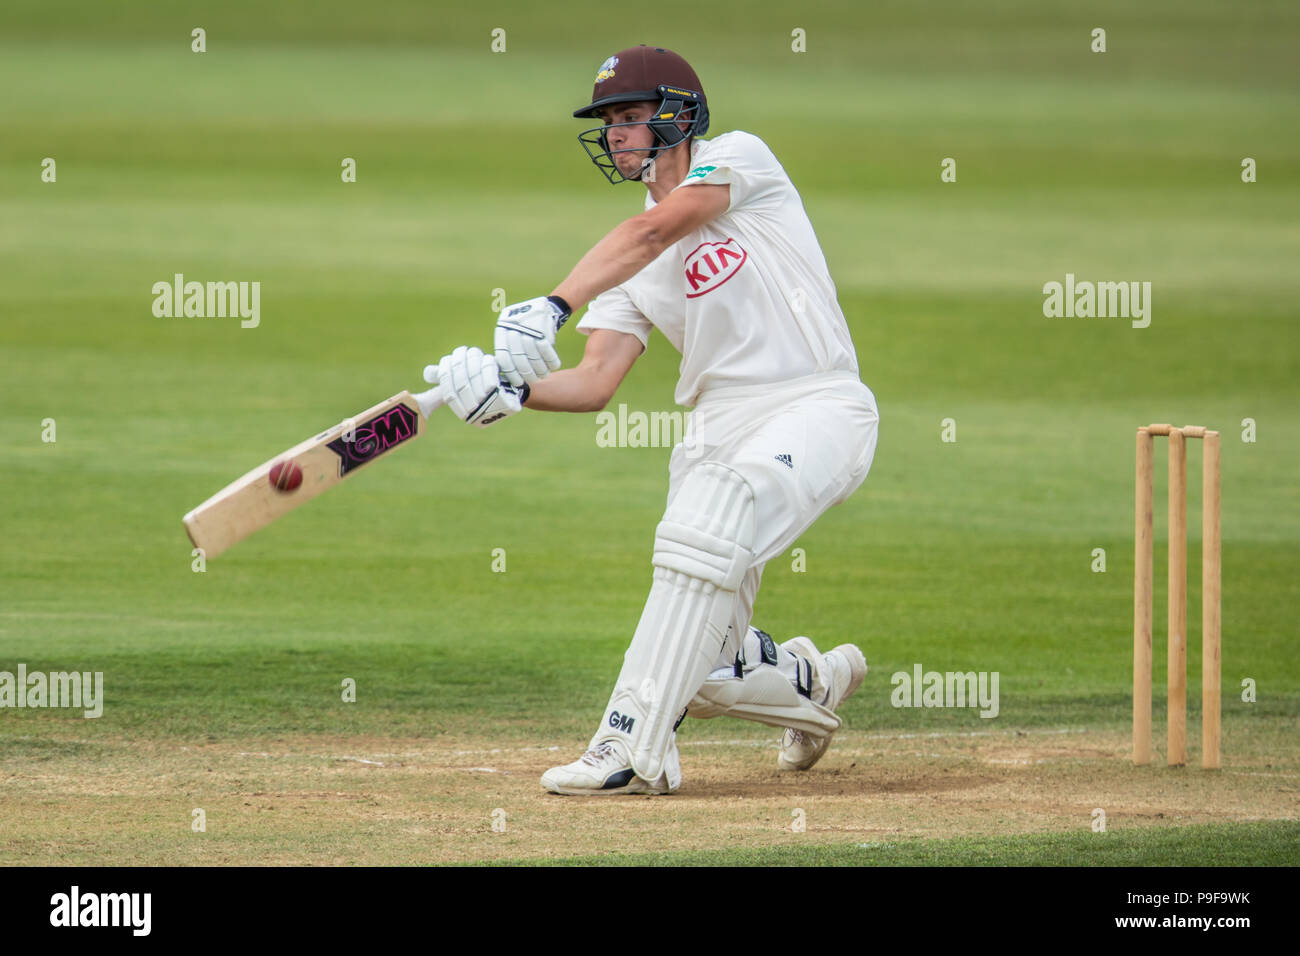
[
  {"x1": 326, "y1": 403, "x2": 419, "y2": 475},
  {"x1": 684, "y1": 238, "x2": 748, "y2": 298}
]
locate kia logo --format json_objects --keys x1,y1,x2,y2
[{"x1": 684, "y1": 239, "x2": 748, "y2": 298}]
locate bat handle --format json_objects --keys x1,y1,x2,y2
[{"x1": 413, "y1": 386, "x2": 444, "y2": 418}]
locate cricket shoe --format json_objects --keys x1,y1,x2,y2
[
  {"x1": 778, "y1": 638, "x2": 867, "y2": 771},
  {"x1": 541, "y1": 737, "x2": 681, "y2": 795}
]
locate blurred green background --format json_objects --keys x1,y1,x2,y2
[{"x1": 1, "y1": 1, "x2": 1296, "y2": 760}]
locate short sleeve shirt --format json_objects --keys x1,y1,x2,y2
[{"x1": 577, "y1": 131, "x2": 859, "y2": 407}]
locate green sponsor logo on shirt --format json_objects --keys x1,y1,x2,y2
[{"x1": 685, "y1": 164, "x2": 717, "y2": 180}]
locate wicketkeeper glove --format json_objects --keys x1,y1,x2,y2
[{"x1": 494, "y1": 295, "x2": 571, "y2": 387}]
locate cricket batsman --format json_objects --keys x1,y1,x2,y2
[{"x1": 428, "y1": 45, "x2": 879, "y2": 794}]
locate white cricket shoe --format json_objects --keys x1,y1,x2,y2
[
  {"x1": 541, "y1": 738, "x2": 681, "y2": 795},
  {"x1": 778, "y1": 637, "x2": 867, "y2": 771}
]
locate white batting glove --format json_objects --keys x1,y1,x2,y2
[
  {"x1": 494, "y1": 295, "x2": 572, "y2": 387},
  {"x1": 425, "y1": 346, "x2": 527, "y2": 428}
]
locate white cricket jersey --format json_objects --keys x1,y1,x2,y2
[{"x1": 576, "y1": 131, "x2": 859, "y2": 407}]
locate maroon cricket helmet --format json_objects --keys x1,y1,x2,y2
[{"x1": 573, "y1": 45, "x2": 711, "y2": 183}]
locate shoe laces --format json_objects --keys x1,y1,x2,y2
[{"x1": 580, "y1": 742, "x2": 616, "y2": 767}]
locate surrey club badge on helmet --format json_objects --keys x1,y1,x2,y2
[{"x1": 595, "y1": 56, "x2": 618, "y2": 83}]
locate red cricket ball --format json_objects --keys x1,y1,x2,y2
[{"x1": 269, "y1": 460, "x2": 303, "y2": 493}]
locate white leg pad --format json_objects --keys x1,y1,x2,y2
[
  {"x1": 590, "y1": 462, "x2": 756, "y2": 782},
  {"x1": 689, "y1": 628, "x2": 841, "y2": 735}
]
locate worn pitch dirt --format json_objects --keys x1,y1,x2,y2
[{"x1": 2, "y1": 725, "x2": 1296, "y2": 864}]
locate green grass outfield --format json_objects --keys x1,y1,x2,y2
[
  {"x1": 1, "y1": 0, "x2": 1297, "y2": 865},
  {"x1": 489, "y1": 821, "x2": 1300, "y2": 867}
]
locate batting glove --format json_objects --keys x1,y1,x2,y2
[
  {"x1": 494, "y1": 295, "x2": 571, "y2": 387},
  {"x1": 426, "y1": 346, "x2": 528, "y2": 428}
]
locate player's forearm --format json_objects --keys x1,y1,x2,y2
[
  {"x1": 551, "y1": 215, "x2": 666, "y2": 311},
  {"x1": 524, "y1": 366, "x2": 613, "y2": 413}
]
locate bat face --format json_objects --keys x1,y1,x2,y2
[{"x1": 183, "y1": 391, "x2": 431, "y2": 559}]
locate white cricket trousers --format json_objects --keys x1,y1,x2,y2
[{"x1": 664, "y1": 370, "x2": 880, "y2": 665}]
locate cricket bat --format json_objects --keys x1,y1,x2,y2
[{"x1": 183, "y1": 384, "x2": 445, "y2": 559}]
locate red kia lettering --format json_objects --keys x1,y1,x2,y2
[{"x1": 684, "y1": 239, "x2": 749, "y2": 298}]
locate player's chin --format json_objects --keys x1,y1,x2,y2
[{"x1": 615, "y1": 153, "x2": 650, "y2": 176}]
